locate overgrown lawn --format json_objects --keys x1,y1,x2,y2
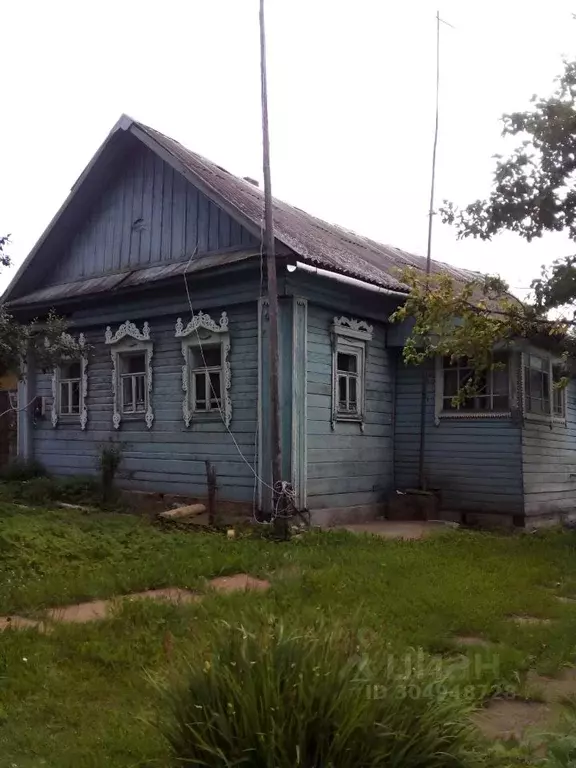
[{"x1": 2, "y1": 502, "x2": 576, "y2": 766}]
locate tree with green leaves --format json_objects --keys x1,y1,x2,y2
[
  {"x1": 0, "y1": 235, "x2": 82, "y2": 381},
  {"x1": 395, "y1": 57, "x2": 576, "y2": 382}
]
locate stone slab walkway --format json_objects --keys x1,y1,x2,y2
[{"x1": 0, "y1": 574, "x2": 270, "y2": 631}]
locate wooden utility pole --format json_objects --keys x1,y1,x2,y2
[{"x1": 259, "y1": 0, "x2": 285, "y2": 532}]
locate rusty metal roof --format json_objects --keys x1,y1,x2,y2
[
  {"x1": 10, "y1": 250, "x2": 258, "y2": 307},
  {"x1": 135, "y1": 121, "x2": 480, "y2": 292}
]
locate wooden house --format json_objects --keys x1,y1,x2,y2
[{"x1": 3, "y1": 115, "x2": 576, "y2": 526}]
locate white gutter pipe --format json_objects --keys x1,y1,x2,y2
[{"x1": 290, "y1": 261, "x2": 408, "y2": 299}]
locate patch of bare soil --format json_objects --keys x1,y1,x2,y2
[
  {"x1": 46, "y1": 588, "x2": 201, "y2": 623},
  {"x1": 454, "y1": 635, "x2": 492, "y2": 648},
  {"x1": 472, "y1": 700, "x2": 553, "y2": 740},
  {"x1": 526, "y1": 668, "x2": 576, "y2": 703},
  {"x1": 46, "y1": 599, "x2": 111, "y2": 623},
  {"x1": 208, "y1": 574, "x2": 271, "y2": 593},
  {"x1": 1, "y1": 578, "x2": 267, "y2": 629},
  {"x1": 509, "y1": 615, "x2": 553, "y2": 626},
  {"x1": 0, "y1": 616, "x2": 49, "y2": 633},
  {"x1": 473, "y1": 667, "x2": 576, "y2": 741}
]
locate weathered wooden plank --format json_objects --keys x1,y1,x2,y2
[
  {"x1": 305, "y1": 303, "x2": 393, "y2": 511},
  {"x1": 32, "y1": 300, "x2": 259, "y2": 503},
  {"x1": 46, "y1": 145, "x2": 255, "y2": 286}
]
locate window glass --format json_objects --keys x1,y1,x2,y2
[
  {"x1": 121, "y1": 353, "x2": 146, "y2": 375},
  {"x1": 61, "y1": 361, "x2": 81, "y2": 380},
  {"x1": 191, "y1": 346, "x2": 221, "y2": 369},
  {"x1": 442, "y1": 355, "x2": 509, "y2": 412}
]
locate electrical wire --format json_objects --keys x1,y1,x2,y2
[{"x1": 182, "y1": 245, "x2": 295, "y2": 522}]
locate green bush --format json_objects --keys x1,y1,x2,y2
[
  {"x1": 0, "y1": 458, "x2": 47, "y2": 482},
  {"x1": 161, "y1": 623, "x2": 485, "y2": 768}
]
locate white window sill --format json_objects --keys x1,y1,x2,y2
[
  {"x1": 335, "y1": 413, "x2": 363, "y2": 423},
  {"x1": 437, "y1": 411, "x2": 512, "y2": 421},
  {"x1": 524, "y1": 413, "x2": 567, "y2": 426}
]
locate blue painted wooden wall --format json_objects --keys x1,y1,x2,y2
[
  {"x1": 305, "y1": 304, "x2": 393, "y2": 517},
  {"x1": 34, "y1": 299, "x2": 259, "y2": 503},
  {"x1": 49, "y1": 144, "x2": 256, "y2": 285},
  {"x1": 521, "y1": 344, "x2": 576, "y2": 520},
  {"x1": 394, "y1": 356, "x2": 524, "y2": 516}
]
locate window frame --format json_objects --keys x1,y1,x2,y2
[
  {"x1": 105, "y1": 321, "x2": 154, "y2": 429},
  {"x1": 51, "y1": 333, "x2": 88, "y2": 430},
  {"x1": 434, "y1": 353, "x2": 512, "y2": 423},
  {"x1": 190, "y1": 344, "x2": 223, "y2": 414},
  {"x1": 119, "y1": 351, "x2": 148, "y2": 416},
  {"x1": 331, "y1": 315, "x2": 373, "y2": 430},
  {"x1": 522, "y1": 351, "x2": 567, "y2": 424},
  {"x1": 175, "y1": 311, "x2": 232, "y2": 427}
]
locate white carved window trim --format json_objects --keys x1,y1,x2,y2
[
  {"x1": 105, "y1": 321, "x2": 154, "y2": 430},
  {"x1": 434, "y1": 352, "x2": 513, "y2": 425},
  {"x1": 175, "y1": 311, "x2": 232, "y2": 427},
  {"x1": 522, "y1": 351, "x2": 567, "y2": 425},
  {"x1": 331, "y1": 316, "x2": 373, "y2": 431},
  {"x1": 51, "y1": 333, "x2": 88, "y2": 430}
]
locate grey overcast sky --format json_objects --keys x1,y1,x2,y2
[{"x1": 2, "y1": 1, "x2": 576, "y2": 296}]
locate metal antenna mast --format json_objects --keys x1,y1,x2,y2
[{"x1": 418, "y1": 10, "x2": 452, "y2": 488}]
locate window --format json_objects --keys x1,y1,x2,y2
[
  {"x1": 51, "y1": 333, "x2": 88, "y2": 429},
  {"x1": 190, "y1": 345, "x2": 222, "y2": 413},
  {"x1": 336, "y1": 349, "x2": 360, "y2": 416},
  {"x1": 120, "y1": 353, "x2": 147, "y2": 414},
  {"x1": 331, "y1": 315, "x2": 373, "y2": 429},
  {"x1": 105, "y1": 320, "x2": 154, "y2": 429},
  {"x1": 59, "y1": 361, "x2": 82, "y2": 415},
  {"x1": 523, "y1": 353, "x2": 566, "y2": 420},
  {"x1": 175, "y1": 311, "x2": 232, "y2": 427},
  {"x1": 440, "y1": 354, "x2": 510, "y2": 414}
]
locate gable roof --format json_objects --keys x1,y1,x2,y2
[{"x1": 4, "y1": 114, "x2": 479, "y2": 305}]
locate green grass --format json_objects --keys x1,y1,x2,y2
[{"x1": 2, "y1": 501, "x2": 576, "y2": 765}]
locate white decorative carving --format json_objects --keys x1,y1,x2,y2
[
  {"x1": 331, "y1": 316, "x2": 370, "y2": 430},
  {"x1": 106, "y1": 321, "x2": 154, "y2": 430},
  {"x1": 175, "y1": 312, "x2": 232, "y2": 427},
  {"x1": 79, "y1": 333, "x2": 88, "y2": 430},
  {"x1": 332, "y1": 315, "x2": 373, "y2": 340},
  {"x1": 52, "y1": 332, "x2": 88, "y2": 429},
  {"x1": 175, "y1": 311, "x2": 229, "y2": 337},
  {"x1": 144, "y1": 347, "x2": 154, "y2": 429},
  {"x1": 51, "y1": 367, "x2": 58, "y2": 428},
  {"x1": 105, "y1": 320, "x2": 151, "y2": 345}
]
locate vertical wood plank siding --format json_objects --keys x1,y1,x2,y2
[
  {"x1": 522, "y1": 380, "x2": 576, "y2": 518},
  {"x1": 34, "y1": 302, "x2": 259, "y2": 502},
  {"x1": 305, "y1": 304, "x2": 393, "y2": 509},
  {"x1": 394, "y1": 357, "x2": 524, "y2": 514},
  {"x1": 49, "y1": 145, "x2": 256, "y2": 285}
]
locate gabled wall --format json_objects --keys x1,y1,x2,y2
[{"x1": 49, "y1": 144, "x2": 256, "y2": 285}]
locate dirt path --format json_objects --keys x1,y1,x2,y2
[{"x1": 0, "y1": 574, "x2": 270, "y2": 631}]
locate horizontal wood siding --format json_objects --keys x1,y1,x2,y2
[
  {"x1": 50, "y1": 145, "x2": 256, "y2": 285},
  {"x1": 394, "y1": 357, "x2": 523, "y2": 514},
  {"x1": 306, "y1": 304, "x2": 392, "y2": 509},
  {"x1": 34, "y1": 301, "x2": 259, "y2": 502},
  {"x1": 522, "y1": 379, "x2": 576, "y2": 518}
]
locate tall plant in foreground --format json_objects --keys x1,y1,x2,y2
[{"x1": 160, "y1": 622, "x2": 487, "y2": 768}]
